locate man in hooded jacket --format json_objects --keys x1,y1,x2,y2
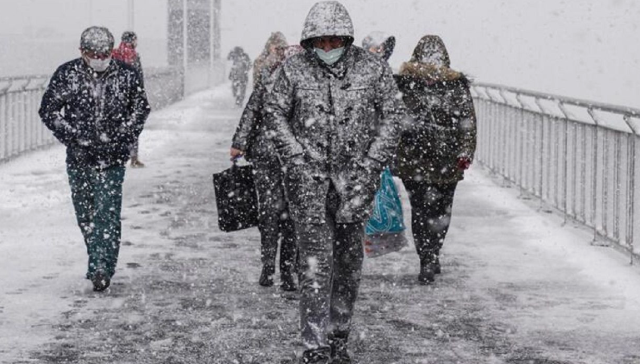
[
  {"x1": 39, "y1": 26, "x2": 150, "y2": 292},
  {"x1": 265, "y1": 2, "x2": 406, "y2": 363}
]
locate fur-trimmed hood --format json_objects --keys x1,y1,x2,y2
[
  {"x1": 399, "y1": 34, "x2": 467, "y2": 83},
  {"x1": 398, "y1": 62, "x2": 466, "y2": 83}
]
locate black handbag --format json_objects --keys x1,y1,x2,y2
[{"x1": 212, "y1": 162, "x2": 259, "y2": 232}]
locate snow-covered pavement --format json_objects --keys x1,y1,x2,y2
[{"x1": 1, "y1": 85, "x2": 640, "y2": 364}]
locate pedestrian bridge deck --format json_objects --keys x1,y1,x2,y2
[{"x1": 1, "y1": 86, "x2": 639, "y2": 364}]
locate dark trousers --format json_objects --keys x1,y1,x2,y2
[
  {"x1": 296, "y1": 185, "x2": 365, "y2": 351},
  {"x1": 231, "y1": 78, "x2": 248, "y2": 106},
  {"x1": 401, "y1": 180, "x2": 458, "y2": 264},
  {"x1": 253, "y1": 159, "x2": 296, "y2": 275},
  {"x1": 67, "y1": 164, "x2": 126, "y2": 279}
]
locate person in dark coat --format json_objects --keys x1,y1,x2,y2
[
  {"x1": 265, "y1": 2, "x2": 406, "y2": 363},
  {"x1": 112, "y1": 30, "x2": 146, "y2": 167},
  {"x1": 361, "y1": 31, "x2": 396, "y2": 62},
  {"x1": 227, "y1": 46, "x2": 251, "y2": 106},
  {"x1": 39, "y1": 26, "x2": 150, "y2": 292},
  {"x1": 229, "y1": 45, "x2": 303, "y2": 292},
  {"x1": 395, "y1": 35, "x2": 477, "y2": 284},
  {"x1": 253, "y1": 32, "x2": 288, "y2": 87}
]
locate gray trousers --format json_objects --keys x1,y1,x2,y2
[{"x1": 296, "y1": 186, "x2": 365, "y2": 351}]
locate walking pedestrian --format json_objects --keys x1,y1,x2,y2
[
  {"x1": 112, "y1": 30, "x2": 147, "y2": 168},
  {"x1": 265, "y1": 2, "x2": 406, "y2": 362},
  {"x1": 227, "y1": 46, "x2": 251, "y2": 106},
  {"x1": 394, "y1": 35, "x2": 477, "y2": 284},
  {"x1": 229, "y1": 45, "x2": 303, "y2": 292},
  {"x1": 361, "y1": 31, "x2": 396, "y2": 62},
  {"x1": 253, "y1": 31, "x2": 287, "y2": 87},
  {"x1": 39, "y1": 26, "x2": 150, "y2": 291}
]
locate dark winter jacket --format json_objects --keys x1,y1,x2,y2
[
  {"x1": 227, "y1": 47, "x2": 251, "y2": 83},
  {"x1": 39, "y1": 58, "x2": 150, "y2": 168},
  {"x1": 232, "y1": 46, "x2": 304, "y2": 162},
  {"x1": 394, "y1": 35, "x2": 476, "y2": 184},
  {"x1": 231, "y1": 72, "x2": 277, "y2": 163},
  {"x1": 265, "y1": 1, "x2": 407, "y2": 224}
]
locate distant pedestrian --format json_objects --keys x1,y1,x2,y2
[
  {"x1": 362, "y1": 31, "x2": 396, "y2": 62},
  {"x1": 227, "y1": 46, "x2": 251, "y2": 106},
  {"x1": 39, "y1": 26, "x2": 150, "y2": 291},
  {"x1": 253, "y1": 32, "x2": 287, "y2": 87},
  {"x1": 229, "y1": 45, "x2": 302, "y2": 292},
  {"x1": 395, "y1": 35, "x2": 477, "y2": 284},
  {"x1": 112, "y1": 30, "x2": 146, "y2": 168},
  {"x1": 265, "y1": 2, "x2": 406, "y2": 363}
]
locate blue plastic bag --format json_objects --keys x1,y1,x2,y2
[{"x1": 364, "y1": 168, "x2": 408, "y2": 257}]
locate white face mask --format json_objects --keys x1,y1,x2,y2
[
  {"x1": 85, "y1": 57, "x2": 111, "y2": 72},
  {"x1": 314, "y1": 47, "x2": 345, "y2": 66}
]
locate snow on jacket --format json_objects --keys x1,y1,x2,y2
[
  {"x1": 265, "y1": 1, "x2": 407, "y2": 224},
  {"x1": 39, "y1": 58, "x2": 150, "y2": 168},
  {"x1": 394, "y1": 35, "x2": 477, "y2": 184},
  {"x1": 253, "y1": 32, "x2": 287, "y2": 87},
  {"x1": 232, "y1": 46, "x2": 304, "y2": 162},
  {"x1": 361, "y1": 31, "x2": 396, "y2": 62}
]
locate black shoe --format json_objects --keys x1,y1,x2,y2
[
  {"x1": 91, "y1": 272, "x2": 111, "y2": 292},
  {"x1": 259, "y1": 266, "x2": 274, "y2": 287},
  {"x1": 418, "y1": 263, "x2": 436, "y2": 285},
  {"x1": 329, "y1": 333, "x2": 351, "y2": 364},
  {"x1": 301, "y1": 348, "x2": 331, "y2": 364},
  {"x1": 280, "y1": 271, "x2": 297, "y2": 292},
  {"x1": 434, "y1": 257, "x2": 442, "y2": 274}
]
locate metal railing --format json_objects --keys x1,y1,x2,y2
[
  {"x1": 471, "y1": 82, "x2": 640, "y2": 262},
  {"x1": 0, "y1": 64, "x2": 227, "y2": 163},
  {"x1": 0, "y1": 75, "x2": 53, "y2": 161}
]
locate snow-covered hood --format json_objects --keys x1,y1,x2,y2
[
  {"x1": 410, "y1": 35, "x2": 450, "y2": 68},
  {"x1": 300, "y1": 1, "x2": 354, "y2": 47}
]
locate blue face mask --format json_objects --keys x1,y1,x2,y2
[{"x1": 314, "y1": 47, "x2": 345, "y2": 66}]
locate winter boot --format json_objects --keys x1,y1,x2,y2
[
  {"x1": 329, "y1": 332, "x2": 351, "y2": 364},
  {"x1": 259, "y1": 265, "x2": 275, "y2": 287},
  {"x1": 280, "y1": 270, "x2": 297, "y2": 292},
  {"x1": 434, "y1": 256, "x2": 442, "y2": 275},
  {"x1": 130, "y1": 156, "x2": 145, "y2": 168},
  {"x1": 91, "y1": 271, "x2": 111, "y2": 292},
  {"x1": 300, "y1": 348, "x2": 331, "y2": 364}
]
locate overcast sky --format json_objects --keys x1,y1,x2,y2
[{"x1": 1, "y1": 0, "x2": 638, "y2": 107}]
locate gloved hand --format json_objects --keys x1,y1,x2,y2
[
  {"x1": 456, "y1": 156, "x2": 472, "y2": 171},
  {"x1": 230, "y1": 147, "x2": 244, "y2": 161}
]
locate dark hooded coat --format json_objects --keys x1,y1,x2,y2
[
  {"x1": 227, "y1": 47, "x2": 251, "y2": 83},
  {"x1": 265, "y1": 1, "x2": 407, "y2": 224},
  {"x1": 394, "y1": 35, "x2": 476, "y2": 184},
  {"x1": 39, "y1": 58, "x2": 150, "y2": 168}
]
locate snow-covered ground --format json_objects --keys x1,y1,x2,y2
[{"x1": 1, "y1": 85, "x2": 640, "y2": 364}]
